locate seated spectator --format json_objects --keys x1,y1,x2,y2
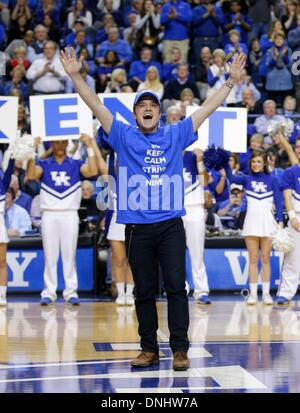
[
  {"x1": 281, "y1": 0, "x2": 298, "y2": 35},
  {"x1": 239, "y1": 133, "x2": 264, "y2": 174},
  {"x1": 166, "y1": 105, "x2": 182, "y2": 124},
  {"x1": 71, "y1": 29, "x2": 93, "y2": 58},
  {"x1": 95, "y1": 27, "x2": 132, "y2": 65},
  {"x1": 94, "y1": 13, "x2": 116, "y2": 45},
  {"x1": 217, "y1": 183, "x2": 246, "y2": 230},
  {"x1": 104, "y1": 68, "x2": 127, "y2": 93},
  {"x1": 254, "y1": 100, "x2": 286, "y2": 146},
  {"x1": 123, "y1": 0, "x2": 143, "y2": 27},
  {"x1": 67, "y1": 0, "x2": 93, "y2": 30},
  {"x1": 97, "y1": 49, "x2": 124, "y2": 92},
  {"x1": 123, "y1": 13, "x2": 139, "y2": 54},
  {"x1": 223, "y1": 0, "x2": 252, "y2": 45},
  {"x1": 192, "y1": 46, "x2": 213, "y2": 102},
  {"x1": 162, "y1": 47, "x2": 181, "y2": 82},
  {"x1": 4, "y1": 29, "x2": 34, "y2": 61},
  {"x1": 265, "y1": 32, "x2": 293, "y2": 107},
  {"x1": 26, "y1": 40, "x2": 67, "y2": 94},
  {"x1": 6, "y1": 46, "x2": 30, "y2": 75},
  {"x1": 42, "y1": 13, "x2": 61, "y2": 44},
  {"x1": 236, "y1": 88, "x2": 262, "y2": 114},
  {"x1": 66, "y1": 62, "x2": 95, "y2": 93},
  {"x1": 5, "y1": 188, "x2": 32, "y2": 237},
  {"x1": 10, "y1": 174, "x2": 32, "y2": 214},
  {"x1": 27, "y1": 24, "x2": 49, "y2": 63},
  {"x1": 11, "y1": 0, "x2": 32, "y2": 25},
  {"x1": 248, "y1": 38, "x2": 264, "y2": 90},
  {"x1": 207, "y1": 48, "x2": 237, "y2": 105},
  {"x1": 80, "y1": 180, "x2": 99, "y2": 222},
  {"x1": 163, "y1": 63, "x2": 200, "y2": 111},
  {"x1": 175, "y1": 88, "x2": 199, "y2": 118},
  {"x1": 135, "y1": 0, "x2": 160, "y2": 53},
  {"x1": 192, "y1": 0, "x2": 224, "y2": 64},
  {"x1": 8, "y1": 14, "x2": 32, "y2": 43},
  {"x1": 120, "y1": 83, "x2": 133, "y2": 93},
  {"x1": 224, "y1": 29, "x2": 248, "y2": 56},
  {"x1": 3, "y1": 66, "x2": 29, "y2": 103},
  {"x1": 235, "y1": 68, "x2": 261, "y2": 104},
  {"x1": 277, "y1": 95, "x2": 297, "y2": 117},
  {"x1": 137, "y1": 65, "x2": 164, "y2": 100},
  {"x1": 288, "y1": 13, "x2": 300, "y2": 51},
  {"x1": 35, "y1": 0, "x2": 60, "y2": 27},
  {"x1": 78, "y1": 46, "x2": 96, "y2": 77},
  {"x1": 129, "y1": 47, "x2": 161, "y2": 91},
  {"x1": 208, "y1": 167, "x2": 230, "y2": 209},
  {"x1": 97, "y1": 0, "x2": 124, "y2": 28},
  {"x1": 160, "y1": 0, "x2": 192, "y2": 63},
  {"x1": 269, "y1": 130, "x2": 290, "y2": 169}
]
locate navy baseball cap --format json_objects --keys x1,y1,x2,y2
[{"x1": 133, "y1": 91, "x2": 161, "y2": 108}]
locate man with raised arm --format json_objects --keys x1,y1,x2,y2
[{"x1": 60, "y1": 47, "x2": 245, "y2": 371}]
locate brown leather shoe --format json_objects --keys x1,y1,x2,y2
[
  {"x1": 131, "y1": 351, "x2": 159, "y2": 367},
  {"x1": 173, "y1": 351, "x2": 190, "y2": 371}
]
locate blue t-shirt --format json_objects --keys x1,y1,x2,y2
[{"x1": 102, "y1": 117, "x2": 198, "y2": 224}]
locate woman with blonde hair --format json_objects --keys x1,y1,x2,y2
[
  {"x1": 137, "y1": 65, "x2": 164, "y2": 100},
  {"x1": 104, "y1": 68, "x2": 127, "y2": 93}
]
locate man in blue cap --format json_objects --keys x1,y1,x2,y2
[{"x1": 60, "y1": 47, "x2": 245, "y2": 371}]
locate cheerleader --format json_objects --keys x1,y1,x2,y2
[
  {"x1": 0, "y1": 158, "x2": 15, "y2": 306},
  {"x1": 225, "y1": 149, "x2": 283, "y2": 305}
]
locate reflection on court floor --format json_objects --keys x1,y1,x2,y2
[{"x1": 0, "y1": 297, "x2": 300, "y2": 393}]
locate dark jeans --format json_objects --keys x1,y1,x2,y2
[{"x1": 125, "y1": 217, "x2": 189, "y2": 355}]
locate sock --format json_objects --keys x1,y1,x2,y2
[
  {"x1": 0, "y1": 286, "x2": 7, "y2": 297},
  {"x1": 126, "y1": 283, "x2": 134, "y2": 296},
  {"x1": 116, "y1": 282, "x2": 125, "y2": 296},
  {"x1": 262, "y1": 282, "x2": 270, "y2": 296},
  {"x1": 249, "y1": 283, "x2": 257, "y2": 297}
]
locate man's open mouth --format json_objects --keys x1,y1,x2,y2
[{"x1": 143, "y1": 114, "x2": 153, "y2": 120}]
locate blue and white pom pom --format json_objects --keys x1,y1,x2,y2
[
  {"x1": 203, "y1": 145, "x2": 231, "y2": 171},
  {"x1": 272, "y1": 226, "x2": 295, "y2": 253}
]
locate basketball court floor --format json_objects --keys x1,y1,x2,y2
[{"x1": 0, "y1": 295, "x2": 300, "y2": 393}]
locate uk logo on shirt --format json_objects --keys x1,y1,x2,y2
[
  {"x1": 50, "y1": 171, "x2": 71, "y2": 187},
  {"x1": 251, "y1": 181, "x2": 267, "y2": 193}
]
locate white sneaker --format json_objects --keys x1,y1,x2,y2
[
  {"x1": 247, "y1": 294, "x2": 257, "y2": 305},
  {"x1": 116, "y1": 294, "x2": 126, "y2": 306},
  {"x1": 263, "y1": 293, "x2": 273, "y2": 305},
  {"x1": 0, "y1": 295, "x2": 7, "y2": 306},
  {"x1": 125, "y1": 294, "x2": 134, "y2": 306}
]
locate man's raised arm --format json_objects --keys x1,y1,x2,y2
[
  {"x1": 191, "y1": 54, "x2": 246, "y2": 133},
  {"x1": 60, "y1": 47, "x2": 113, "y2": 135}
]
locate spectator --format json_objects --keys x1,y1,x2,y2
[
  {"x1": 287, "y1": 12, "x2": 300, "y2": 51},
  {"x1": 17, "y1": 103, "x2": 30, "y2": 134},
  {"x1": 269, "y1": 130, "x2": 290, "y2": 169},
  {"x1": 278, "y1": 95, "x2": 297, "y2": 117},
  {"x1": 8, "y1": 14, "x2": 32, "y2": 43},
  {"x1": 137, "y1": 65, "x2": 164, "y2": 100},
  {"x1": 254, "y1": 100, "x2": 286, "y2": 145},
  {"x1": 4, "y1": 29, "x2": 34, "y2": 61},
  {"x1": 162, "y1": 47, "x2": 181, "y2": 82},
  {"x1": 224, "y1": 29, "x2": 248, "y2": 56},
  {"x1": 42, "y1": 13, "x2": 61, "y2": 44},
  {"x1": 97, "y1": 0, "x2": 120, "y2": 12},
  {"x1": 104, "y1": 68, "x2": 127, "y2": 93},
  {"x1": 27, "y1": 24, "x2": 49, "y2": 63},
  {"x1": 67, "y1": 0, "x2": 93, "y2": 30},
  {"x1": 239, "y1": 133, "x2": 264, "y2": 174},
  {"x1": 95, "y1": 27, "x2": 132, "y2": 65},
  {"x1": 236, "y1": 87, "x2": 262, "y2": 114},
  {"x1": 97, "y1": 0, "x2": 124, "y2": 27},
  {"x1": 260, "y1": 20, "x2": 284, "y2": 53},
  {"x1": 235, "y1": 68, "x2": 261, "y2": 104},
  {"x1": 78, "y1": 46, "x2": 96, "y2": 77},
  {"x1": 223, "y1": 0, "x2": 252, "y2": 45},
  {"x1": 11, "y1": 0, "x2": 32, "y2": 24},
  {"x1": 248, "y1": 38, "x2": 264, "y2": 90},
  {"x1": 166, "y1": 105, "x2": 182, "y2": 124},
  {"x1": 80, "y1": 180, "x2": 99, "y2": 221},
  {"x1": 0, "y1": 0, "x2": 10, "y2": 29},
  {"x1": 228, "y1": 153, "x2": 240, "y2": 175},
  {"x1": 281, "y1": 0, "x2": 299, "y2": 34},
  {"x1": 3, "y1": 66, "x2": 29, "y2": 102},
  {"x1": 94, "y1": 13, "x2": 116, "y2": 44},
  {"x1": 71, "y1": 29, "x2": 93, "y2": 58},
  {"x1": 26, "y1": 40, "x2": 67, "y2": 94},
  {"x1": 30, "y1": 193, "x2": 41, "y2": 229},
  {"x1": 265, "y1": 32, "x2": 293, "y2": 106},
  {"x1": 129, "y1": 47, "x2": 161, "y2": 91},
  {"x1": 123, "y1": 13, "x2": 139, "y2": 53},
  {"x1": 192, "y1": 0, "x2": 224, "y2": 64},
  {"x1": 175, "y1": 88, "x2": 198, "y2": 118},
  {"x1": 97, "y1": 50, "x2": 124, "y2": 92},
  {"x1": 35, "y1": 0, "x2": 60, "y2": 27},
  {"x1": 208, "y1": 167, "x2": 230, "y2": 208},
  {"x1": 7, "y1": 46, "x2": 30, "y2": 73},
  {"x1": 66, "y1": 62, "x2": 95, "y2": 93},
  {"x1": 123, "y1": 0, "x2": 143, "y2": 27},
  {"x1": 160, "y1": 0, "x2": 192, "y2": 63},
  {"x1": 4, "y1": 188, "x2": 32, "y2": 237},
  {"x1": 192, "y1": 46, "x2": 213, "y2": 101},
  {"x1": 248, "y1": 0, "x2": 273, "y2": 42},
  {"x1": 10, "y1": 174, "x2": 32, "y2": 214},
  {"x1": 136, "y1": 0, "x2": 160, "y2": 53},
  {"x1": 266, "y1": 147, "x2": 285, "y2": 187},
  {"x1": 163, "y1": 63, "x2": 200, "y2": 111},
  {"x1": 217, "y1": 183, "x2": 246, "y2": 230}
]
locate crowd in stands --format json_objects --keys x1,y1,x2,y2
[{"x1": 1, "y1": 0, "x2": 300, "y2": 238}]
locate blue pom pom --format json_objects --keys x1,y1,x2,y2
[{"x1": 204, "y1": 145, "x2": 230, "y2": 171}]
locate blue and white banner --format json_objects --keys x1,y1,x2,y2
[
  {"x1": 186, "y1": 107, "x2": 248, "y2": 153},
  {"x1": 0, "y1": 96, "x2": 18, "y2": 143},
  {"x1": 30, "y1": 94, "x2": 93, "y2": 141},
  {"x1": 7, "y1": 247, "x2": 94, "y2": 291},
  {"x1": 97, "y1": 93, "x2": 136, "y2": 125}
]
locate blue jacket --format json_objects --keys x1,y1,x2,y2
[
  {"x1": 192, "y1": 4, "x2": 224, "y2": 38},
  {"x1": 3, "y1": 81, "x2": 29, "y2": 102},
  {"x1": 95, "y1": 39, "x2": 133, "y2": 63},
  {"x1": 129, "y1": 60, "x2": 162, "y2": 81},
  {"x1": 160, "y1": 0, "x2": 192, "y2": 41},
  {"x1": 265, "y1": 46, "x2": 293, "y2": 91},
  {"x1": 223, "y1": 13, "x2": 252, "y2": 45}
]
